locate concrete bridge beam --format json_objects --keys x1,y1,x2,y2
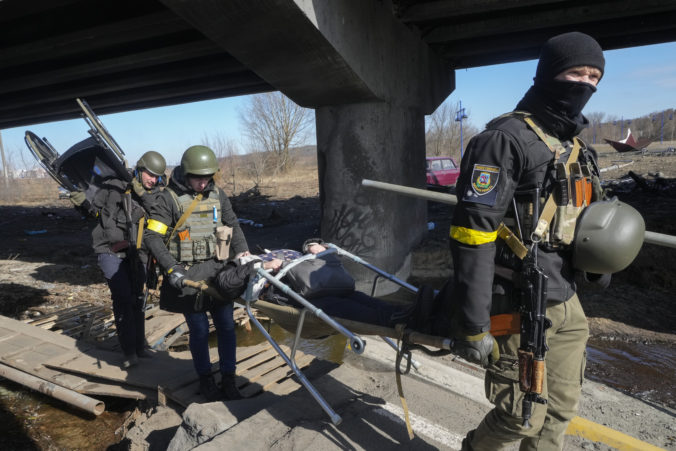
[{"x1": 161, "y1": 0, "x2": 454, "y2": 290}]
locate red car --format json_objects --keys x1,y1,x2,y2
[{"x1": 426, "y1": 156, "x2": 460, "y2": 188}]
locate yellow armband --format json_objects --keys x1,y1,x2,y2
[
  {"x1": 450, "y1": 225, "x2": 498, "y2": 245},
  {"x1": 146, "y1": 219, "x2": 168, "y2": 235}
]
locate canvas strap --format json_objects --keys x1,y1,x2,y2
[
  {"x1": 524, "y1": 116, "x2": 582, "y2": 240},
  {"x1": 165, "y1": 193, "x2": 203, "y2": 246}
]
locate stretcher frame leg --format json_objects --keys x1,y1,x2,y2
[
  {"x1": 242, "y1": 244, "x2": 425, "y2": 425},
  {"x1": 245, "y1": 296, "x2": 343, "y2": 425}
]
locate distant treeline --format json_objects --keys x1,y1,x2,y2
[{"x1": 579, "y1": 108, "x2": 675, "y2": 145}]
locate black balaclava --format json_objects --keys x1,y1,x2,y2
[{"x1": 516, "y1": 32, "x2": 605, "y2": 140}]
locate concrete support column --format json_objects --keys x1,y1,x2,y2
[{"x1": 316, "y1": 102, "x2": 427, "y2": 294}]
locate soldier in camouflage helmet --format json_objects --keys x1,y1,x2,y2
[{"x1": 144, "y1": 145, "x2": 249, "y2": 401}]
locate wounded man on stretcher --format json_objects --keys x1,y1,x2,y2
[{"x1": 213, "y1": 239, "x2": 416, "y2": 328}]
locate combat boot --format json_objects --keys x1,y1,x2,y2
[
  {"x1": 220, "y1": 373, "x2": 243, "y2": 400},
  {"x1": 122, "y1": 353, "x2": 138, "y2": 369},
  {"x1": 199, "y1": 374, "x2": 222, "y2": 402}
]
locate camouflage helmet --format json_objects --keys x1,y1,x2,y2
[
  {"x1": 572, "y1": 198, "x2": 645, "y2": 274},
  {"x1": 181, "y1": 145, "x2": 219, "y2": 176},
  {"x1": 136, "y1": 151, "x2": 166, "y2": 177}
]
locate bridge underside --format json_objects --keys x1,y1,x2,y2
[{"x1": 2, "y1": 0, "x2": 676, "y2": 129}]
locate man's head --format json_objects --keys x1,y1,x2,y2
[
  {"x1": 535, "y1": 31, "x2": 605, "y2": 85},
  {"x1": 136, "y1": 150, "x2": 166, "y2": 189},
  {"x1": 180, "y1": 145, "x2": 219, "y2": 193},
  {"x1": 528, "y1": 31, "x2": 605, "y2": 123}
]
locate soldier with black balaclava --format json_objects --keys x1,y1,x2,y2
[{"x1": 446, "y1": 32, "x2": 644, "y2": 450}]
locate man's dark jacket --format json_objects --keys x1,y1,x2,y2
[
  {"x1": 144, "y1": 167, "x2": 248, "y2": 313},
  {"x1": 450, "y1": 112, "x2": 600, "y2": 335}
]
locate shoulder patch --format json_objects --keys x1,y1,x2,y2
[{"x1": 462, "y1": 164, "x2": 501, "y2": 206}]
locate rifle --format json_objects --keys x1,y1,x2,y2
[{"x1": 518, "y1": 187, "x2": 552, "y2": 428}]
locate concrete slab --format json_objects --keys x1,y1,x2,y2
[{"x1": 166, "y1": 336, "x2": 676, "y2": 450}]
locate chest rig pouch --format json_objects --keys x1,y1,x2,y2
[
  {"x1": 499, "y1": 112, "x2": 603, "y2": 258},
  {"x1": 167, "y1": 189, "x2": 222, "y2": 263}
]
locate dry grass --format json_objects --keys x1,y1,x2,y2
[
  {"x1": 0, "y1": 178, "x2": 62, "y2": 205},
  {"x1": 217, "y1": 149, "x2": 320, "y2": 199},
  {"x1": 594, "y1": 139, "x2": 676, "y2": 179}
]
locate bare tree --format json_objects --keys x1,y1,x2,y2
[
  {"x1": 425, "y1": 99, "x2": 479, "y2": 161},
  {"x1": 239, "y1": 92, "x2": 314, "y2": 173},
  {"x1": 580, "y1": 111, "x2": 606, "y2": 144},
  {"x1": 0, "y1": 131, "x2": 9, "y2": 193},
  {"x1": 201, "y1": 132, "x2": 240, "y2": 193},
  {"x1": 245, "y1": 143, "x2": 271, "y2": 189}
]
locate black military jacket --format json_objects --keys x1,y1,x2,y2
[{"x1": 449, "y1": 114, "x2": 599, "y2": 335}]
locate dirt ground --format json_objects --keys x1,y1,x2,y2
[{"x1": 0, "y1": 146, "x2": 675, "y2": 448}]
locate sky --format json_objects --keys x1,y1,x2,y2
[{"x1": 2, "y1": 41, "x2": 675, "y2": 170}]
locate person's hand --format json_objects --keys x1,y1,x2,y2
[
  {"x1": 302, "y1": 238, "x2": 324, "y2": 254},
  {"x1": 236, "y1": 251, "x2": 251, "y2": 258},
  {"x1": 167, "y1": 265, "x2": 187, "y2": 290},
  {"x1": 452, "y1": 331, "x2": 500, "y2": 368},
  {"x1": 131, "y1": 178, "x2": 146, "y2": 197},
  {"x1": 69, "y1": 190, "x2": 86, "y2": 207},
  {"x1": 307, "y1": 243, "x2": 327, "y2": 255},
  {"x1": 263, "y1": 258, "x2": 283, "y2": 272}
]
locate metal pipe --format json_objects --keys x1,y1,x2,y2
[
  {"x1": 645, "y1": 231, "x2": 676, "y2": 249},
  {"x1": 326, "y1": 243, "x2": 420, "y2": 293},
  {"x1": 362, "y1": 178, "x2": 676, "y2": 250},
  {"x1": 362, "y1": 179, "x2": 458, "y2": 205},
  {"x1": 0, "y1": 363, "x2": 105, "y2": 416}
]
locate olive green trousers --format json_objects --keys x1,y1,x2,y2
[{"x1": 463, "y1": 294, "x2": 589, "y2": 451}]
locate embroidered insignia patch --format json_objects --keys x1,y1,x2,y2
[{"x1": 462, "y1": 164, "x2": 501, "y2": 206}]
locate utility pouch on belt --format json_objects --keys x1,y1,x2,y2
[
  {"x1": 581, "y1": 164, "x2": 593, "y2": 205},
  {"x1": 554, "y1": 163, "x2": 569, "y2": 205},
  {"x1": 570, "y1": 163, "x2": 585, "y2": 207},
  {"x1": 214, "y1": 225, "x2": 233, "y2": 261},
  {"x1": 178, "y1": 233, "x2": 194, "y2": 262}
]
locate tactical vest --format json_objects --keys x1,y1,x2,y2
[
  {"x1": 167, "y1": 189, "x2": 222, "y2": 263},
  {"x1": 498, "y1": 112, "x2": 603, "y2": 257}
]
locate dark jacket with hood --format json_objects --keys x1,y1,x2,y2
[
  {"x1": 91, "y1": 176, "x2": 161, "y2": 260},
  {"x1": 144, "y1": 166, "x2": 249, "y2": 313}
]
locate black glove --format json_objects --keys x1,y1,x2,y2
[
  {"x1": 452, "y1": 331, "x2": 500, "y2": 368},
  {"x1": 167, "y1": 265, "x2": 187, "y2": 290}
]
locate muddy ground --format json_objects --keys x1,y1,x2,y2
[{"x1": 0, "y1": 148, "x2": 675, "y2": 448}]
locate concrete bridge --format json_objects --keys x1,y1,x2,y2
[{"x1": 3, "y1": 0, "x2": 676, "y2": 290}]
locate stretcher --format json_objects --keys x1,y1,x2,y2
[
  {"x1": 238, "y1": 244, "x2": 454, "y2": 425},
  {"x1": 184, "y1": 244, "x2": 456, "y2": 425}
]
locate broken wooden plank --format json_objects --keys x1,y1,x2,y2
[
  {"x1": 43, "y1": 347, "x2": 198, "y2": 391},
  {"x1": 239, "y1": 353, "x2": 314, "y2": 399}
]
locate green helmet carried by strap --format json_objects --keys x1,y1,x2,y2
[
  {"x1": 136, "y1": 151, "x2": 166, "y2": 177},
  {"x1": 181, "y1": 145, "x2": 219, "y2": 176},
  {"x1": 572, "y1": 198, "x2": 645, "y2": 274}
]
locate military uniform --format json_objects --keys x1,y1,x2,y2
[
  {"x1": 450, "y1": 32, "x2": 608, "y2": 450},
  {"x1": 144, "y1": 150, "x2": 248, "y2": 401},
  {"x1": 92, "y1": 176, "x2": 161, "y2": 363}
]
